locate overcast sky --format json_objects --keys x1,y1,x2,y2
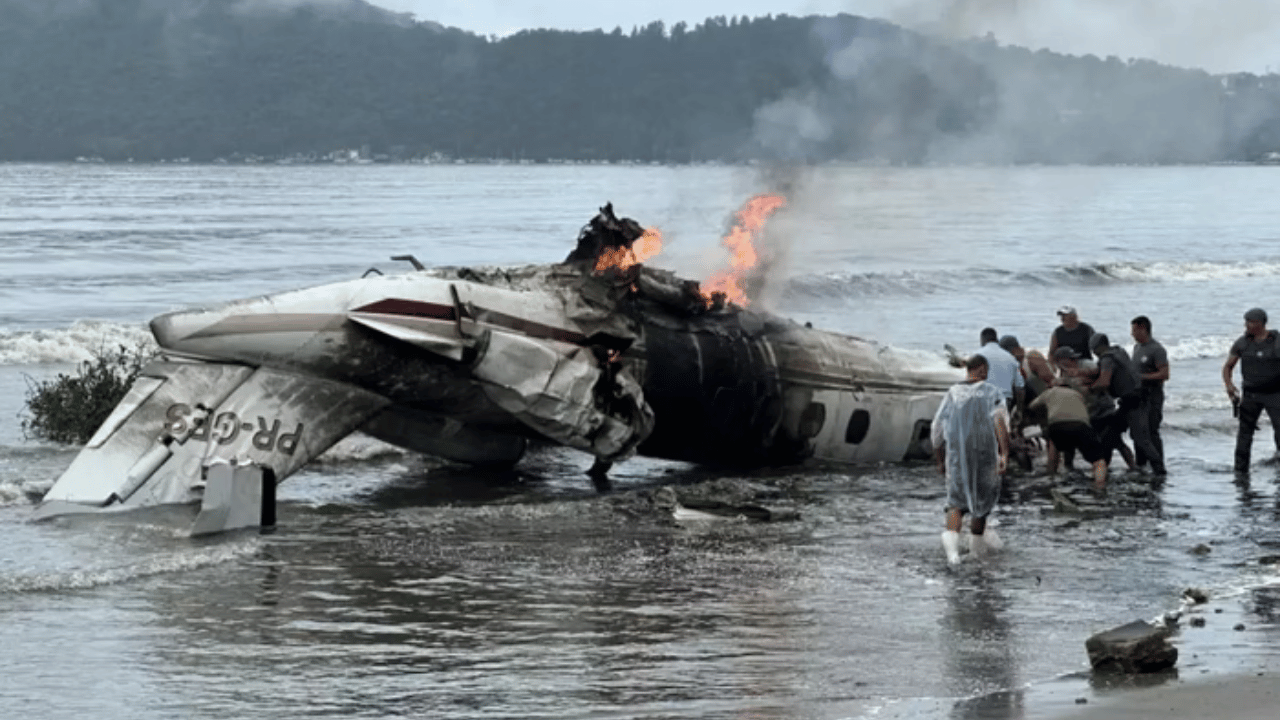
[{"x1": 371, "y1": 0, "x2": 1280, "y2": 74}]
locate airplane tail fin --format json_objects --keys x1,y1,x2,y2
[{"x1": 35, "y1": 359, "x2": 389, "y2": 522}]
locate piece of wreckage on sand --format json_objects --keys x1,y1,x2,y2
[{"x1": 34, "y1": 203, "x2": 960, "y2": 534}]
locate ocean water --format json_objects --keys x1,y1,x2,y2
[{"x1": 3, "y1": 162, "x2": 1280, "y2": 719}]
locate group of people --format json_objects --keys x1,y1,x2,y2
[
  {"x1": 930, "y1": 304, "x2": 1280, "y2": 564},
  {"x1": 930, "y1": 305, "x2": 1171, "y2": 564}
]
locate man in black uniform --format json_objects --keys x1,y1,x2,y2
[
  {"x1": 1131, "y1": 315, "x2": 1169, "y2": 474},
  {"x1": 1091, "y1": 332, "x2": 1164, "y2": 475},
  {"x1": 1223, "y1": 308, "x2": 1280, "y2": 474},
  {"x1": 1049, "y1": 306, "x2": 1097, "y2": 366}
]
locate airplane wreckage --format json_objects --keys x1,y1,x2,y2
[{"x1": 35, "y1": 200, "x2": 960, "y2": 534}]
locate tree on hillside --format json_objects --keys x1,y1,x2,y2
[{"x1": 0, "y1": 0, "x2": 1276, "y2": 163}]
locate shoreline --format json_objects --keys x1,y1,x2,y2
[
  {"x1": 1032, "y1": 672, "x2": 1280, "y2": 720},
  {"x1": 971, "y1": 573, "x2": 1280, "y2": 720}
]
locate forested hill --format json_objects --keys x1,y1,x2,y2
[{"x1": 2, "y1": 0, "x2": 1279, "y2": 164}]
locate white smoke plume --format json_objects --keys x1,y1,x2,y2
[{"x1": 878, "y1": 0, "x2": 1280, "y2": 74}]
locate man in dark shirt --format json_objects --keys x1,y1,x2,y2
[
  {"x1": 1223, "y1": 308, "x2": 1280, "y2": 474},
  {"x1": 1091, "y1": 332, "x2": 1164, "y2": 475},
  {"x1": 1049, "y1": 305, "x2": 1096, "y2": 366},
  {"x1": 1131, "y1": 315, "x2": 1170, "y2": 475}
]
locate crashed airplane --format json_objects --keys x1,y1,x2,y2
[{"x1": 35, "y1": 203, "x2": 959, "y2": 533}]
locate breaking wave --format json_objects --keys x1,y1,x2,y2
[
  {"x1": 1089, "y1": 260, "x2": 1280, "y2": 283},
  {"x1": 0, "y1": 481, "x2": 29, "y2": 507},
  {"x1": 0, "y1": 321, "x2": 156, "y2": 366},
  {"x1": 784, "y1": 259, "x2": 1280, "y2": 301},
  {"x1": 1164, "y1": 390, "x2": 1233, "y2": 414},
  {"x1": 1161, "y1": 415, "x2": 1237, "y2": 437},
  {"x1": 1164, "y1": 335, "x2": 1236, "y2": 361}
]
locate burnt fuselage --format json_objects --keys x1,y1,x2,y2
[
  {"x1": 38, "y1": 259, "x2": 959, "y2": 526},
  {"x1": 633, "y1": 305, "x2": 956, "y2": 468},
  {"x1": 146, "y1": 263, "x2": 956, "y2": 470}
]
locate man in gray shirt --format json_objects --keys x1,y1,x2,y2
[
  {"x1": 1223, "y1": 308, "x2": 1280, "y2": 474},
  {"x1": 1131, "y1": 315, "x2": 1169, "y2": 476}
]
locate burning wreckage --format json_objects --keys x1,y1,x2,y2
[{"x1": 35, "y1": 201, "x2": 960, "y2": 533}]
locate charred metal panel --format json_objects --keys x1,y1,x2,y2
[
  {"x1": 637, "y1": 320, "x2": 791, "y2": 466},
  {"x1": 360, "y1": 407, "x2": 528, "y2": 468}
]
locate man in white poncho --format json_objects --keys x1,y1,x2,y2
[{"x1": 931, "y1": 354, "x2": 1011, "y2": 565}]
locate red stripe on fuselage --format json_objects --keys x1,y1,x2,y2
[
  {"x1": 352, "y1": 298, "x2": 588, "y2": 345},
  {"x1": 353, "y1": 299, "x2": 459, "y2": 321}
]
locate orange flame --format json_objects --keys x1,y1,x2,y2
[
  {"x1": 593, "y1": 227, "x2": 664, "y2": 275},
  {"x1": 701, "y1": 194, "x2": 787, "y2": 307}
]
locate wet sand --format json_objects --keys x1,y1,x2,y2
[
  {"x1": 1038, "y1": 673, "x2": 1280, "y2": 719},
  {"x1": 1001, "y1": 573, "x2": 1280, "y2": 720}
]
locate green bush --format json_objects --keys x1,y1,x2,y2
[{"x1": 21, "y1": 344, "x2": 155, "y2": 445}]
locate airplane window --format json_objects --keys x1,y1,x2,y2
[{"x1": 845, "y1": 409, "x2": 871, "y2": 444}]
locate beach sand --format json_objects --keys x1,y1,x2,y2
[
  {"x1": 960, "y1": 579, "x2": 1280, "y2": 720},
  {"x1": 1037, "y1": 673, "x2": 1280, "y2": 719}
]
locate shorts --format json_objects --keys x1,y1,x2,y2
[{"x1": 1048, "y1": 421, "x2": 1106, "y2": 464}]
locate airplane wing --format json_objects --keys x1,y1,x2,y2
[{"x1": 34, "y1": 359, "x2": 389, "y2": 519}]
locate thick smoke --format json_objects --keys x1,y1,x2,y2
[
  {"x1": 887, "y1": 0, "x2": 1280, "y2": 74},
  {"x1": 729, "y1": 1, "x2": 1280, "y2": 334},
  {"x1": 746, "y1": 4, "x2": 1280, "y2": 170}
]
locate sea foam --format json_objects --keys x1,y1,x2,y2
[
  {"x1": 1164, "y1": 334, "x2": 1237, "y2": 361},
  {"x1": 0, "y1": 321, "x2": 156, "y2": 365},
  {"x1": 1095, "y1": 259, "x2": 1280, "y2": 283},
  {"x1": 785, "y1": 259, "x2": 1280, "y2": 303}
]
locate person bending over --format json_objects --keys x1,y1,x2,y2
[
  {"x1": 1029, "y1": 381, "x2": 1109, "y2": 489},
  {"x1": 1091, "y1": 332, "x2": 1164, "y2": 476}
]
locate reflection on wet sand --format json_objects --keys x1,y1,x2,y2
[
  {"x1": 944, "y1": 570, "x2": 1022, "y2": 720},
  {"x1": 1087, "y1": 666, "x2": 1178, "y2": 693},
  {"x1": 1232, "y1": 468, "x2": 1280, "y2": 521}
]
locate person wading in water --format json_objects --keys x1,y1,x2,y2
[{"x1": 1223, "y1": 308, "x2": 1280, "y2": 475}]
